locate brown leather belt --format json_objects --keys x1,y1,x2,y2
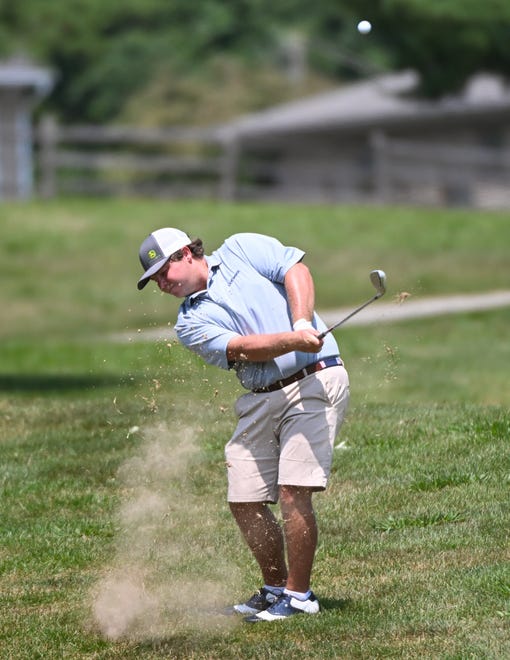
[{"x1": 252, "y1": 356, "x2": 343, "y2": 393}]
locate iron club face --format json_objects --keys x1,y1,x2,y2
[{"x1": 370, "y1": 269, "x2": 386, "y2": 298}]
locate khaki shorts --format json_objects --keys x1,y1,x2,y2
[{"x1": 225, "y1": 365, "x2": 350, "y2": 503}]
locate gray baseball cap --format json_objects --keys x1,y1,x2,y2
[{"x1": 137, "y1": 227, "x2": 190, "y2": 290}]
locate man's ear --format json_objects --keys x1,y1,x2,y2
[{"x1": 181, "y1": 246, "x2": 193, "y2": 262}]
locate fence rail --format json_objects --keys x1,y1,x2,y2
[
  {"x1": 55, "y1": 150, "x2": 224, "y2": 174},
  {"x1": 35, "y1": 117, "x2": 510, "y2": 208}
]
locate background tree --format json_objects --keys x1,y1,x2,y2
[
  {"x1": 1, "y1": 0, "x2": 509, "y2": 125},
  {"x1": 340, "y1": 0, "x2": 510, "y2": 97}
]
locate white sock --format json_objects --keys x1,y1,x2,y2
[
  {"x1": 284, "y1": 588, "x2": 311, "y2": 601},
  {"x1": 264, "y1": 584, "x2": 284, "y2": 595}
]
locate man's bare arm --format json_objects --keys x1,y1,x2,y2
[
  {"x1": 284, "y1": 262, "x2": 315, "y2": 326},
  {"x1": 227, "y1": 330, "x2": 323, "y2": 363}
]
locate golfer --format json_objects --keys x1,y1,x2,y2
[{"x1": 137, "y1": 228, "x2": 350, "y2": 622}]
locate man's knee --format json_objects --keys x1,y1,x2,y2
[{"x1": 279, "y1": 485, "x2": 314, "y2": 508}]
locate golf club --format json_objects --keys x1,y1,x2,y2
[{"x1": 317, "y1": 269, "x2": 387, "y2": 339}]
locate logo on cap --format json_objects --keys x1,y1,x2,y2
[{"x1": 148, "y1": 249, "x2": 158, "y2": 260}]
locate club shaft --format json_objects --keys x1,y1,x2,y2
[{"x1": 317, "y1": 294, "x2": 380, "y2": 339}]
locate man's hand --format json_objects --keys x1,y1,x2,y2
[{"x1": 292, "y1": 328, "x2": 324, "y2": 353}]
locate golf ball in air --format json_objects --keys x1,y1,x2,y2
[{"x1": 357, "y1": 20, "x2": 372, "y2": 34}]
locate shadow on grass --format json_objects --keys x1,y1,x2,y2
[{"x1": 0, "y1": 373, "x2": 131, "y2": 393}]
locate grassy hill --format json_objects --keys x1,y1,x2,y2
[{"x1": 1, "y1": 198, "x2": 509, "y2": 339}]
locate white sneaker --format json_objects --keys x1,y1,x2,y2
[{"x1": 226, "y1": 587, "x2": 279, "y2": 615}]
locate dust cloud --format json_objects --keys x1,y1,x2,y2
[{"x1": 89, "y1": 422, "x2": 238, "y2": 641}]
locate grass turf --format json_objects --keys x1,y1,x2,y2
[{"x1": 1, "y1": 199, "x2": 509, "y2": 658}]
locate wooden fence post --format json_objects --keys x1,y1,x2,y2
[
  {"x1": 37, "y1": 115, "x2": 58, "y2": 198},
  {"x1": 218, "y1": 134, "x2": 239, "y2": 201},
  {"x1": 371, "y1": 129, "x2": 390, "y2": 203}
]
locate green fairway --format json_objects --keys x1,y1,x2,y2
[{"x1": 1, "y1": 199, "x2": 509, "y2": 658}]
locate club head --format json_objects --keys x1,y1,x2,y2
[{"x1": 369, "y1": 269, "x2": 386, "y2": 297}]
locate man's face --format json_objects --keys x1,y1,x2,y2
[{"x1": 150, "y1": 248, "x2": 200, "y2": 298}]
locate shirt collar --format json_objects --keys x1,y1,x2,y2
[
  {"x1": 187, "y1": 254, "x2": 220, "y2": 303},
  {"x1": 207, "y1": 252, "x2": 221, "y2": 268}
]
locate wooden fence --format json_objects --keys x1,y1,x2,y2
[
  {"x1": 35, "y1": 117, "x2": 510, "y2": 208},
  {"x1": 370, "y1": 131, "x2": 510, "y2": 207},
  {"x1": 36, "y1": 116, "x2": 238, "y2": 200}
]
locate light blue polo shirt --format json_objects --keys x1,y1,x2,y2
[{"x1": 174, "y1": 233, "x2": 341, "y2": 391}]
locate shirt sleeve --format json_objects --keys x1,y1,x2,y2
[
  {"x1": 224, "y1": 233, "x2": 305, "y2": 283},
  {"x1": 175, "y1": 304, "x2": 238, "y2": 371}
]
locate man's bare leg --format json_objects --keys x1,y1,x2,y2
[
  {"x1": 279, "y1": 485, "x2": 317, "y2": 593},
  {"x1": 229, "y1": 502, "x2": 288, "y2": 586}
]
